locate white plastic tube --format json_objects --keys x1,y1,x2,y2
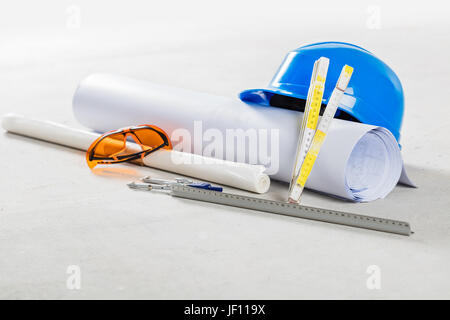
[{"x1": 1, "y1": 113, "x2": 270, "y2": 193}]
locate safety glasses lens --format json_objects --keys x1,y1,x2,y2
[
  {"x1": 132, "y1": 127, "x2": 169, "y2": 151},
  {"x1": 86, "y1": 133, "x2": 126, "y2": 168},
  {"x1": 86, "y1": 126, "x2": 171, "y2": 169}
]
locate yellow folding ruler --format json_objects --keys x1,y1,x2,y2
[
  {"x1": 288, "y1": 64, "x2": 354, "y2": 203},
  {"x1": 288, "y1": 57, "x2": 329, "y2": 201}
]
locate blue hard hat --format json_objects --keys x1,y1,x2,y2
[{"x1": 239, "y1": 42, "x2": 404, "y2": 141}]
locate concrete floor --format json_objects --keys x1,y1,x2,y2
[{"x1": 1, "y1": 0, "x2": 449, "y2": 299}]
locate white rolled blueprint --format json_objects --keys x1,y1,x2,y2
[{"x1": 73, "y1": 73, "x2": 413, "y2": 202}]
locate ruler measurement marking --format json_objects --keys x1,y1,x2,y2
[
  {"x1": 289, "y1": 64, "x2": 354, "y2": 202},
  {"x1": 288, "y1": 58, "x2": 329, "y2": 200}
]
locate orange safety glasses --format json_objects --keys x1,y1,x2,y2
[{"x1": 86, "y1": 124, "x2": 172, "y2": 169}]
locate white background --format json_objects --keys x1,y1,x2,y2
[{"x1": 1, "y1": 0, "x2": 449, "y2": 298}]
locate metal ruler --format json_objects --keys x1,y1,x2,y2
[{"x1": 170, "y1": 184, "x2": 412, "y2": 236}]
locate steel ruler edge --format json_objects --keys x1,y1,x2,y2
[{"x1": 170, "y1": 185, "x2": 412, "y2": 236}]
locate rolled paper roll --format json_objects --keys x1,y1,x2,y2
[
  {"x1": 142, "y1": 150, "x2": 270, "y2": 194},
  {"x1": 1, "y1": 113, "x2": 270, "y2": 193}
]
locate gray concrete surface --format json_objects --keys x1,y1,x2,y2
[{"x1": 1, "y1": 0, "x2": 449, "y2": 299}]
